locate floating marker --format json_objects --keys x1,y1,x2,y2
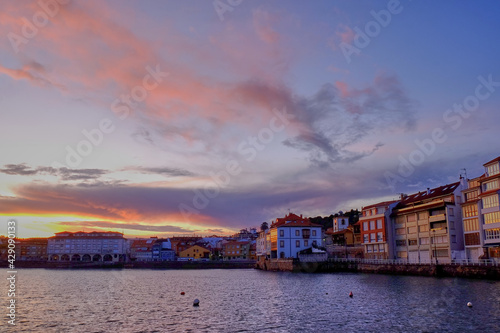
[
  {"x1": 180, "y1": 292, "x2": 185, "y2": 295},
  {"x1": 349, "y1": 291, "x2": 353, "y2": 298},
  {"x1": 193, "y1": 299, "x2": 200, "y2": 306},
  {"x1": 467, "y1": 302, "x2": 472, "y2": 307}
]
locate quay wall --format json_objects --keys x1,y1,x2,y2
[{"x1": 257, "y1": 259, "x2": 500, "y2": 279}]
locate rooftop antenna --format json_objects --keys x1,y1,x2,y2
[{"x1": 461, "y1": 168, "x2": 468, "y2": 180}]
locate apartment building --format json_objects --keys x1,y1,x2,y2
[
  {"x1": 390, "y1": 183, "x2": 464, "y2": 263},
  {"x1": 359, "y1": 201, "x2": 398, "y2": 259},
  {"x1": 461, "y1": 176, "x2": 483, "y2": 260},
  {"x1": 479, "y1": 157, "x2": 500, "y2": 259},
  {"x1": 48, "y1": 231, "x2": 127, "y2": 262}
]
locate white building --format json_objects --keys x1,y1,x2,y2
[
  {"x1": 333, "y1": 215, "x2": 350, "y2": 232},
  {"x1": 48, "y1": 231, "x2": 127, "y2": 262},
  {"x1": 269, "y1": 213, "x2": 323, "y2": 259}
]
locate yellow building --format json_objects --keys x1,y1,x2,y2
[{"x1": 179, "y1": 245, "x2": 210, "y2": 259}]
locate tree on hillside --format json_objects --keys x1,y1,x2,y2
[{"x1": 260, "y1": 222, "x2": 269, "y2": 232}]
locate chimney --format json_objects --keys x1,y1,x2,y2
[{"x1": 300, "y1": 214, "x2": 302, "y2": 218}]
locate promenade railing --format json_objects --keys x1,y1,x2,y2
[{"x1": 327, "y1": 257, "x2": 499, "y2": 266}]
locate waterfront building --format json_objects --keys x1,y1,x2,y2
[
  {"x1": 333, "y1": 214, "x2": 350, "y2": 233},
  {"x1": 359, "y1": 201, "x2": 398, "y2": 260},
  {"x1": 222, "y1": 240, "x2": 252, "y2": 260},
  {"x1": 152, "y1": 239, "x2": 175, "y2": 261},
  {"x1": 48, "y1": 231, "x2": 127, "y2": 262},
  {"x1": 256, "y1": 229, "x2": 270, "y2": 260},
  {"x1": 179, "y1": 245, "x2": 210, "y2": 260},
  {"x1": 269, "y1": 213, "x2": 323, "y2": 259},
  {"x1": 129, "y1": 238, "x2": 156, "y2": 261},
  {"x1": 461, "y1": 176, "x2": 484, "y2": 260},
  {"x1": 15, "y1": 238, "x2": 48, "y2": 261},
  {"x1": 170, "y1": 236, "x2": 203, "y2": 256},
  {"x1": 479, "y1": 156, "x2": 500, "y2": 259},
  {"x1": 390, "y1": 183, "x2": 465, "y2": 263}
]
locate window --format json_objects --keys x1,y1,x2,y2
[
  {"x1": 373, "y1": 245, "x2": 378, "y2": 252},
  {"x1": 296, "y1": 240, "x2": 300, "y2": 248},
  {"x1": 419, "y1": 225, "x2": 429, "y2": 233},
  {"x1": 482, "y1": 194, "x2": 499, "y2": 209},
  {"x1": 418, "y1": 212, "x2": 428, "y2": 220},
  {"x1": 408, "y1": 239, "x2": 418, "y2": 246},
  {"x1": 407, "y1": 214, "x2": 416, "y2": 222},
  {"x1": 370, "y1": 233, "x2": 376, "y2": 242},
  {"x1": 295, "y1": 230, "x2": 300, "y2": 236},
  {"x1": 363, "y1": 234, "x2": 368, "y2": 243},
  {"x1": 484, "y1": 212, "x2": 500, "y2": 225},
  {"x1": 279, "y1": 230, "x2": 284, "y2": 237},
  {"x1": 370, "y1": 221, "x2": 375, "y2": 230},
  {"x1": 379, "y1": 244, "x2": 385, "y2": 252},
  {"x1": 451, "y1": 235, "x2": 456, "y2": 243},
  {"x1": 465, "y1": 190, "x2": 479, "y2": 202},
  {"x1": 367, "y1": 245, "x2": 373, "y2": 253},
  {"x1": 463, "y1": 218, "x2": 479, "y2": 231},
  {"x1": 302, "y1": 229, "x2": 310, "y2": 238},
  {"x1": 397, "y1": 251, "x2": 407, "y2": 258},
  {"x1": 464, "y1": 232, "x2": 480, "y2": 246},
  {"x1": 377, "y1": 232, "x2": 383, "y2": 242},
  {"x1": 363, "y1": 222, "x2": 368, "y2": 231},
  {"x1": 312, "y1": 230, "x2": 317, "y2": 236},
  {"x1": 376, "y1": 219, "x2": 383, "y2": 229},
  {"x1": 462, "y1": 204, "x2": 478, "y2": 218},
  {"x1": 279, "y1": 241, "x2": 284, "y2": 248},
  {"x1": 485, "y1": 228, "x2": 500, "y2": 240},
  {"x1": 407, "y1": 226, "x2": 417, "y2": 234},
  {"x1": 432, "y1": 236, "x2": 447, "y2": 244},
  {"x1": 419, "y1": 237, "x2": 429, "y2": 245},
  {"x1": 483, "y1": 179, "x2": 499, "y2": 192},
  {"x1": 396, "y1": 216, "x2": 405, "y2": 224},
  {"x1": 396, "y1": 228, "x2": 405, "y2": 235},
  {"x1": 304, "y1": 240, "x2": 309, "y2": 247},
  {"x1": 487, "y1": 163, "x2": 500, "y2": 177},
  {"x1": 396, "y1": 240, "x2": 406, "y2": 247},
  {"x1": 449, "y1": 208, "x2": 454, "y2": 216}
]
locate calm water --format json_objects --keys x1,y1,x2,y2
[{"x1": 1, "y1": 269, "x2": 500, "y2": 332}]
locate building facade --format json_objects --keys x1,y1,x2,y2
[
  {"x1": 16, "y1": 238, "x2": 48, "y2": 261},
  {"x1": 48, "y1": 231, "x2": 127, "y2": 262},
  {"x1": 333, "y1": 215, "x2": 350, "y2": 233},
  {"x1": 391, "y1": 183, "x2": 465, "y2": 264},
  {"x1": 479, "y1": 157, "x2": 500, "y2": 259},
  {"x1": 461, "y1": 176, "x2": 483, "y2": 260},
  {"x1": 179, "y1": 245, "x2": 210, "y2": 260},
  {"x1": 269, "y1": 213, "x2": 323, "y2": 259},
  {"x1": 360, "y1": 201, "x2": 398, "y2": 259}
]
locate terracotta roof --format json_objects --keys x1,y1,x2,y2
[
  {"x1": 483, "y1": 156, "x2": 500, "y2": 166},
  {"x1": 272, "y1": 213, "x2": 310, "y2": 227},
  {"x1": 325, "y1": 228, "x2": 352, "y2": 235},
  {"x1": 362, "y1": 200, "x2": 398, "y2": 210},
  {"x1": 277, "y1": 220, "x2": 322, "y2": 228},
  {"x1": 396, "y1": 182, "x2": 460, "y2": 208}
]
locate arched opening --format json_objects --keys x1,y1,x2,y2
[
  {"x1": 103, "y1": 254, "x2": 113, "y2": 262},
  {"x1": 119, "y1": 254, "x2": 126, "y2": 262},
  {"x1": 71, "y1": 254, "x2": 81, "y2": 261},
  {"x1": 92, "y1": 254, "x2": 101, "y2": 262},
  {"x1": 61, "y1": 254, "x2": 70, "y2": 261},
  {"x1": 51, "y1": 254, "x2": 59, "y2": 261},
  {"x1": 280, "y1": 252, "x2": 285, "y2": 259},
  {"x1": 82, "y1": 254, "x2": 91, "y2": 262}
]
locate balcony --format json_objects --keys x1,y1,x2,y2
[{"x1": 429, "y1": 214, "x2": 446, "y2": 223}]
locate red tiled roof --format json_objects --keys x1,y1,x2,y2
[
  {"x1": 483, "y1": 156, "x2": 500, "y2": 166},
  {"x1": 276, "y1": 220, "x2": 322, "y2": 228},
  {"x1": 362, "y1": 200, "x2": 398, "y2": 210},
  {"x1": 325, "y1": 228, "x2": 351, "y2": 235},
  {"x1": 272, "y1": 213, "x2": 310, "y2": 227},
  {"x1": 397, "y1": 182, "x2": 460, "y2": 207}
]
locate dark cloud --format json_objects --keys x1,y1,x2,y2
[
  {"x1": 0, "y1": 163, "x2": 107, "y2": 181},
  {"x1": 127, "y1": 166, "x2": 194, "y2": 177},
  {"x1": 230, "y1": 74, "x2": 416, "y2": 166}
]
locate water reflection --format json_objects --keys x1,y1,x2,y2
[{"x1": 2, "y1": 269, "x2": 499, "y2": 332}]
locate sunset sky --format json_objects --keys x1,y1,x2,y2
[{"x1": 1, "y1": 0, "x2": 500, "y2": 238}]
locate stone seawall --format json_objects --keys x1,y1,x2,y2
[{"x1": 257, "y1": 259, "x2": 500, "y2": 280}]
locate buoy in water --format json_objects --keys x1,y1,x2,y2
[
  {"x1": 193, "y1": 299, "x2": 200, "y2": 306},
  {"x1": 326, "y1": 292, "x2": 328, "y2": 295},
  {"x1": 349, "y1": 291, "x2": 353, "y2": 298},
  {"x1": 467, "y1": 302, "x2": 472, "y2": 307},
  {"x1": 180, "y1": 292, "x2": 185, "y2": 295}
]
